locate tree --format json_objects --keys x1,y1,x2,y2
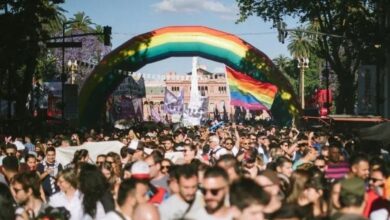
[
  {"x1": 236, "y1": 0, "x2": 381, "y2": 114},
  {"x1": 287, "y1": 28, "x2": 314, "y2": 59},
  {"x1": 68, "y1": 11, "x2": 94, "y2": 32},
  {"x1": 0, "y1": 0, "x2": 64, "y2": 119}
]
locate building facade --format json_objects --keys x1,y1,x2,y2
[{"x1": 143, "y1": 68, "x2": 231, "y2": 120}]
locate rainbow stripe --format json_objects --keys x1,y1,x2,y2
[
  {"x1": 226, "y1": 66, "x2": 277, "y2": 110},
  {"x1": 79, "y1": 26, "x2": 299, "y2": 127}
]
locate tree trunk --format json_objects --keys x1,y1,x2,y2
[{"x1": 335, "y1": 73, "x2": 355, "y2": 114}]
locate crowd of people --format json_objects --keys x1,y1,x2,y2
[{"x1": 0, "y1": 121, "x2": 389, "y2": 220}]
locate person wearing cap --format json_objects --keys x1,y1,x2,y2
[
  {"x1": 131, "y1": 160, "x2": 168, "y2": 205},
  {"x1": 331, "y1": 177, "x2": 367, "y2": 220}
]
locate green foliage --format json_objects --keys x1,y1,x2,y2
[
  {"x1": 273, "y1": 54, "x2": 321, "y2": 98},
  {"x1": 236, "y1": 0, "x2": 384, "y2": 114},
  {"x1": 0, "y1": 0, "x2": 64, "y2": 117}
]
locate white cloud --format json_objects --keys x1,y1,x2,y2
[{"x1": 152, "y1": 0, "x2": 236, "y2": 17}]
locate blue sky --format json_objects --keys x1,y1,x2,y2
[{"x1": 62, "y1": 0, "x2": 295, "y2": 75}]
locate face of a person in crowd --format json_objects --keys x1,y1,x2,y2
[
  {"x1": 184, "y1": 146, "x2": 196, "y2": 162},
  {"x1": 352, "y1": 161, "x2": 370, "y2": 180},
  {"x1": 135, "y1": 183, "x2": 150, "y2": 204},
  {"x1": 102, "y1": 167, "x2": 112, "y2": 179},
  {"x1": 314, "y1": 159, "x2": 326, "y2": 172},
  {"x1": 224, "y1": 140, "x2": 234, "y2": 151},
  {"x1": 57, "y1": 176, "x2": 73, "y2": 193},
  {"x1": 321, "y1": 146, "x2": 329, "y2": 158},
  {"x1": 258, "y1": 136, "x2": 269, "y2": 147},
  {"x1": 133, "y1": 149, "x2": 144, "y2": 161},
  {"x1": 175, "y1": 133, "x2": 184, "y2": 143},
  {"x1": 145, "y1": 157, "x2": 160, "y2": 179},
  {"x1": 209, "y1": 138, "x2": 218, "y2": 149},
  {"x1": 81, "y1": 154, "x2": 89, "y2": 163},
  {"x1": 96, "y1": 156, "x2": 105, "y2": 166},
  {"x1": 46, "y1": 150, "x2": 56, "y2": 163},
  {"x1": 106, "y1": 156, "x2": 115, "y2": 166},
  {"x1": 26, "y1": 157, "x2": 37, "y2": 171},
  {"x1": 121, "y1": 138, "x2": 129, "y2": 145},
  {"x1": 328, "y1": 147, "x2": 341, "y2": 163},
  {"x1": 307, "y1": 148, "x2": 318, "y2": 161},
  {"x1": 241, "y1": 139, "x2": 251, "y2": 151},
  {"x1": 369, "y1": 170, "x2": 385, "y2": 193},
  {"x1": 305, "y1": 187, "x2": 323, "y2": 203},
  {"x1": 5, "y1": 148, "x2": 16, "y2": 157},
  {"x1": 249, "y1": 135, "x2": 257, "y2": 144},
  {"x1": 277, "y1": 161, "x2": 293, "y2": 178},
  {"x1": 235, "y1": 204, "x2": 266, "y2": 220},
  {"x1": 178, "y1": 175, "x2": 198, "y2": 202},
  {"x1": 161, "y1": 160, "x2": 171, "y2": 175},
  {"x1": 12, "y1": 182, "x2": 30, "y2": 205},
  {"x1": 201, "y1": 176, "x2": 228, "y2": 214},
  {"x1": 164, "y1": 140, "x2": 174, "y2": 151}
]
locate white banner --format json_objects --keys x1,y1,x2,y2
[{"x1": 55, "y1": 141, "x2": 125, "y2": 166}]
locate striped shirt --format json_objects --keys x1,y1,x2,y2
[{"x1": 325, "y1": 161, "x2": 350, "y2": 180}]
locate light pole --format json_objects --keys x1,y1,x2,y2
[
  {"x1": 297, "y1": 57, "x2": 309, "y2": 109},
  {"x1": 61, "y1": 20, "x2": 78, "y2": 120},
  {"x1": 67, "y1": 60, "x2": 78, "y2": 84}
]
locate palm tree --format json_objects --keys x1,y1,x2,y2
[
  {"x1": 68, "y1": 11, "x2": 94, "y2": 32},
  {"x1": 94, "y1": 25, "x2": 104, "y2": 43},
  {"x1": 287, "y1": 27, "x2": 314, "y2": 109},
  {"x1": 44, "y1": 3, "x2": 67, "y2": 34},
  {"x1": 273, "y1": 55, "x2": 290, "y2": 73},
  {"x1": 287, "y1": 27, "x2": 313, "y2": 58}
]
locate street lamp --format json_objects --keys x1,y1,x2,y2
[
  {"x1": 297, "y1": 57, "x2": 309, "y2": 109},
  {"x1": 67, "y1": 60, "x2": 78, "y2": 84}
]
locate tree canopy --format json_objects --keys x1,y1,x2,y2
[{"x1": 236, "y1": 0, "x2": 385, "y2": 114}]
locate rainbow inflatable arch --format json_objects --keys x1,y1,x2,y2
[{"x1": 79, "y1": 26, "x2": 300, "y2": 127}]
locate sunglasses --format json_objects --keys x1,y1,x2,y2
[
  {"x1": 316, "y1": 165, "x2": 325, "y2": 169},
  {"x1": 106, "y1": 161, "x2": 114, "y2": 165},
  {"x1": 199, "y1": 186, "x2": 224, "y2": 196},
  {"x1": 225, "y1": 142, "x2": 233, "y2": 145},
  {"x1": 161, "y1": 165, "x2": 171, "y2": 170}
]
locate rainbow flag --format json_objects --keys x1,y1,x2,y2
[{"x1": 226, "y1": 66, "x2": 278, "y2": 110}]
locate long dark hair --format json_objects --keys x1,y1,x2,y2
[{"x1": 79, "y1": 164, "x2": 109, "y2": 218}]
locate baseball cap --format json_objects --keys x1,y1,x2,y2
[
  {"x1": 340, "y1": 177, "x2": 365, "y2": 197},
  {"x1": 131, "y1": 160, "x2": 150, "y2": 179}
]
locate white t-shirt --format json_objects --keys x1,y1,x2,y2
[
  {"x1": 159, "y1": 193, "x2": 204, "y2": 220},
  {"x1": 210, "y1": 146, "x2": 228, "y2": 160},
  {"x1": 49, "y1": 190, "x2": 105, "y2": 220},
  {"x1": 187, "y1": 207, "x2": 233, "y2": 220}
]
